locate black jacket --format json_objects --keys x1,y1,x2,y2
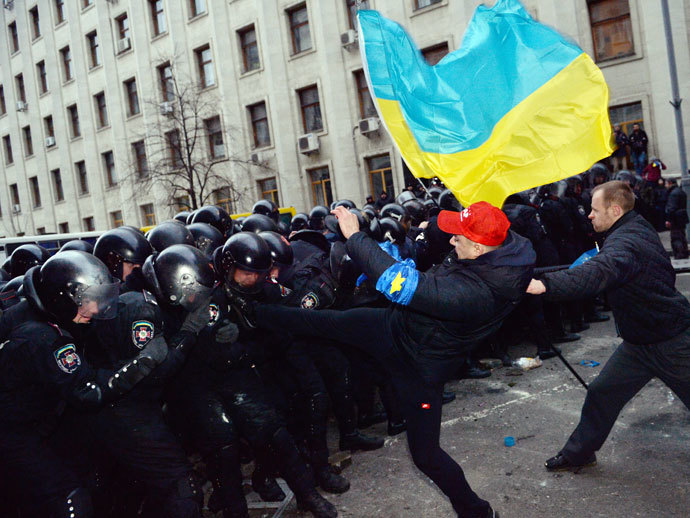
[
  {"x1": 542, "y1": 211, "x2": 690, "y2": 345},
  {"x1": 346, "y1": 231, "x2": 535, "y2": 384},
  {"x1": 666, "y1": 186, "x2": 689, "y2": 227}
]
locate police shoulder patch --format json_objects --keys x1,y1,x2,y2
[
  {"x1": 132, "y1": 320, "x2": 155, "y2": 349},
  {"x1": 54, "y1": 344, "x2": 81, "y2": 374},
  {"x1": 208, "y1": 303, "x2": 220, "y2": 327},
  {"x1": 300, "y1": 292, "x2": 319, "y2": 310}
]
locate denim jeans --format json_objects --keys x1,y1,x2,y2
[{"x1": 632, "y1": 151, "x2": 647, "y2": 176}]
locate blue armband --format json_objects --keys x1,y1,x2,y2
[{"x1": 375, "y1": 260, "x2": 419, "y2": 305}]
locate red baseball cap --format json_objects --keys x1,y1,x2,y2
[{"x1": 437, "y1": 201, "x2": 510, "y2": 246}]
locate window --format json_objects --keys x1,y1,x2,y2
[
  {"x1": 298, "y1": 85, "x2": 323, "y2": 133},
  {"x1": 83, "y1": 216, "x2": 95, "y2": 231},
  {"x1": 249, "y1": 102, "x2": 270, "y2": 148},
  {"x1": 367, "y1": 154, "x2": 394, "y2": 200},
  {"x1": 175, "y1": 195, "x2": 191, "y2": 211},
  {"x1": 29, "y1": 7, "x2": 41, "y2": 40},
  {"x1": 166, "y1": 130, "x2": 183, "y2": 168},
  {"x1": 258, "y1": 177, "x2": 279, "y2": 205},
  {"x1": 415, "y1": 0, "x2": 442, "y2": 9},
  {"x1": 51, "y1": 169, "x2": 64, "y2": 201},
  {"x1": 132, "y1": 140, "x2": 148, "y2": 177},
  {"x1": 190, "y1": 0, "x2": 206, "y2": 17},
  {"x1": 195, "y1": 45, "x2": 215, "y2": 88},
  {"x1": 0, "y1": 85, "x2": 5, "y2": 115},
  {"x1": 346, "y1": 0, "x2": 369, "y2": 30},
  {"x1": 8, "y1": 22, "x2": 19, "y2": 53},
  {"x1": 23, "y1": 126, "x2": 34, "y2": 157},
  {"x1": 29, "y1": 177, "x2": 41, "y2": 208},
  {"x1": 103, "y1": 151, "x2": 117, "y2": 187},
  {"x1": 117, "y1": 13, "x2": 130, "y2": 41},
  {"x1": 37, "y1": 227, "x2": 47, "y2": 235},
  {"x1": 124, "y1": 78, "x2": 140, "y2": 116},
  {"x1": 83, "y1": 0, "x2": 93, "y2": 8},
  {"x1": 609, "y1": 101, "x2": 643, "y2": 164},
  {"x1": 67, "y1": 104, "x2": 81, "y2": 138},
  {"x1": 111, "y1": 210, "x2": 123, "y2": 228},
  {"x1": 10, "y1": 184, "x2": 20, "y2": 212},
  {"x1": 288, "y1": 3, "x2": 311, "y2": 54},
  {"x1": 205, "y1": 116, "x2": 225, "y2": 159},
  {"x1": 149, "y1": 0, "x2": 167, "y2": 36},
  {"x1": 87, "y1": 31, "x2": 101, "y2": 68},
  {"x1": 588, "y1": 0, "x2": 634, "y2": 62},
  {"x1": 59, "y1": 222, "x2": 70, "y2": 233},
  {"x1": 76, "y1": 160, "x2": 88, "y2": 194},
  {"x1": 141, "y1": 203, "x2": 156, "y2": 226},
  {"x1": 422, "y1": 42, "x2": 449, "y2": 66},
  {"x1": 354, "y1": 69, "x2": 376, "y2": 119},
  {"x1": 15, "y1": 74, "x2": 26, "y2": 103},
  {"x1": 3, "y1": 135, "x2": 13, "y2": 165},
  {"x1": 44, "y1": 115, "x2": 55, "y2": 139},
  {"x1": 158, "y1": 62, "x2": 174, "y2": 102},
  {"x1": 239, "y1": 25, "x2": 260, "y2": 73},
  {"x1": 55, "y1": 0, "x2": 66, "y2": 25},
  {"x1": 94, "y1": 92, "x2": 108, "y2": 128},
  {"x1": 214, "y1": 187, "x2": 234, "y2": 214},
  {"x1": 37, "y1": 61, "x2": 48, "y2": 94},
  {"x1": 309, "y1": 167, "x2": 333, "y2": 207},
  {"x1": 61, "y1": 46, "x2": 73, "y2": 81}
]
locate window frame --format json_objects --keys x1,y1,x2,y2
[
  {"x1": 3, "y1": 135, "x2": 14, "y2": 165},
  {"x1": 76, "y1": 160, "x2": 89, "y2": 195},
  {"x1": 149, "y1": 0, "x2": 167, "y2": 36},
  {"x1": 287, "y1": 3, "x2": 312, "y2": 55},
  {"x1": 140, "y1": 203, "x2": 156, "y2": 226},
  {"x1": 587, "y1": 0, "x2": 635, "y2": 63},
  {"x1": 15, "y1": 74, "x2": 26, "y2": 103},
  {"x1": 354, "y1": 69, "x2": 376, "y2": 119},
  {"x1": 189, "y1": 0, "x2": 206, "y2": 18},
  {"x1": 239, "y1": 25, "x2": 260, "y2": 73},
  {"x1": 111, "y1": 210, "x2": 124, "y2": 228},
  {"x1": 87, "y1": 31, "x2": 101, "y2": 68},
  {"x1": 60, "y1": 46, "x2": 73, "y2": 81},
  {"x1": 8, "y1": 22, "x2": 19, "y2": 53},
  {"x1": 258, "y1": 177, "x2": 279, "y2": 206},
  {"x1": 29, "y1": 176, "x2": 41, "y2": 208},
  {"x1": 166, "y1": 130, "x2": 183, "y2": 169},
  {"x1": 44, "y1": 115, "x2": 55, "y2": 140},
  {"x1": 158, "y1": 62, "x2": 174, "y2": 102},
  {"x1": 55, "y1": 0, "x2": 66, "y2": 25},
  {"x1": 248, "y1": 101, "x2": 271, "y2": 149},
  {"x1": 367, "y1": 154, "x2": 394, "y2": 200},
  {"x1": 298, "y1": 85, "x2": 323, "y2": 133},
  {"x1": 94, "y1": 92, "x2": 109, "y2": 128},
  {"x1": 67, "y1": 104, "x2": 81, "y2": 138},
  {"x1": 205, "y1": 116, "x2": 225, "y2": 159},
  {"x1": 102, "y1": 151, "x2": 117, "y2": 187},
  {"x1": 195, "y1": 44, "x2": 215, "y2": 89},
  {"x1": 83, "y1": 216, "x2": 95, "y2": 231},
  {"x1": 308, "y1": 166, "x2": 333, "y2": 207},
  {"x1": 132, "y1": 140, "x2": 148, "y2": 177},
  {"x1": 414, "y1": 0, "x2": 443, "y2": 10},
  {"x1": 37, "y1": 61, "x2": 48, "y2": 94},
  {"x1": 29, "y1": 6, "x2": 41, "y2": 40},
  {"x1": 51, "y1": 168, "x2": 64, "y2": 202},
  {"x1": 0, "y1": 85, "x2": 5, "y2": 115},
  {"x1": 22, "y1": 126, "x2": 34, "y2": 157},
  {"x1": 116, "y1": 13, "x2": 130, "y2": 41},
  {"x1": 346, "y1": 0, "x2": 370, "y2": 30},
  {"x1": 124, "y1": 78, "x2": 140, "y2": 117},
  {"x1": 421, "y1": 42, "x2": 449, "y2": 66}
]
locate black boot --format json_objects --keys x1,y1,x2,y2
[
  {"x1": 357, "y1": 410, "x2": 387, "y2": 428},
  {"x1": 314, "y1": 464, "x2": 350, "y2": 494},
  {"x1": 296, "y1": 490, "x2": 338, "y2": 518},
  {"x1": 442, "y1": 391, "x2": 456, "y2": 405},
  {"x1": 387, "y1": 419, "x2": 406, "y2": 436},
  {"x1": 206, "y1": 446, "x2": 249, "y2": 518},
  {"x1": 584, "y1": 311, "x2": 610, "y2": 323},
  {"x1": 251, "y1": 468, "x2": 286, "y2": 502},
  {"x1": 537, "y1": 347, "x2": 560, "y2": 360},
  {"x1": 339, "y1": 430, "x2": 384, "y2": 452},
  {"x1": 550, "y1": 331, "x2": 581, "y2": 343}
]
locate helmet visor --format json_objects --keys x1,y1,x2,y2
[
  {"x1": 177, "y1": 281, "x2": 215, "y2": 312},
  {"x1": 75, "y1": 281, "x2": 121, "y2": 320}
]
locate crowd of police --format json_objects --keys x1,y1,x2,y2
[{"x1": 0, "y1": 161, "x2": 678, "y2": 518}]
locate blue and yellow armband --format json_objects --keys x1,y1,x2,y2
[{"x1": 375, "y1": 260, "x2": 419, "y2": 305}]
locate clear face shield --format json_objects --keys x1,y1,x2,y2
[
  {"x1": 72, "y1": 280, "x2": 121, "y2": 320},
  {"x1": 176, "y1": 272, "x2": 215, "y2": 312},
  {"x1": 226, "y1": 266, "x2": 268, "y2": 295}
]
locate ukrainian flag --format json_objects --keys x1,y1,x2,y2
[{"x1": 358, "y1": 0, "x2": 614, "y2": 208}]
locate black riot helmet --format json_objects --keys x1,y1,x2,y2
[
  {"x1": 0, "y1": 268, "x2": 9, "y2": 283},
  {"x1": 24, "y1": 251, "x2": 120, "y2": 324},
  {"x1": 185, "y1": 209, "x2": 198, "y2": 225},
  {"x1": 291, "y1": 213, "x2": 309, "y2": 232},
  {"x1": 10, "y1": 244, "x2": 51, "y2": 278},
  {"x1": 190, "y1": 205, "x2": 234, "y2": 237},
  {"x1": 147, "y1": 221, "x2": 195, "y2": 252},
  {"x1": 333, "y1": 199, "x2": 357, "y2": 210},
  {"x1": 427, "y1": 186, "x2": 443, "y2": 200},
  {"x1": 379, "y1": 217, "x2": 407, "y2": 245},
  {"x1": 566, "y1": 175, "x2": 584, "y2": 195},
  {"x1": 252, "y1": 199, "x2": 280, "y2": 223},
  {"x1": 174, "y1": 211, "x2": 191, "y2": 224},
  {"x1": 308, "y1": 205, "x2": 329, "y2": 230},
  {"x1": 362, "y1": 204, "x2": 377, "y2": 221},
  {"x1": 380, "y1": 203, "x2": 408, "y2": 223},
  {"x1": 94, "y1": 227, "x2": 154, "y2": 280},
  {"x1": 615, "y1": 170, "x2": 636, "y2": 186},
  {"x1": 186, "y1": 223, "x2": 225, "y2": 258},
  {"x1": 276, "y1": 220, "x2": 290, "y2": 237},
  {"x1": 403, "y1": 199, "x2": 428, "y2": 226},
  {"x1": 1, "y1": 256, "x2": 11, "y2": 276},
  {"x1": 142, "y1": 244, "x2": 215, "y2": 311},
  {"x1": 424, "y1": 198, "x2": 441, "y2": 218},
  {"x1": 258, "y1": 231, "x2": 294, "y2": 267},
  {"x1": 59, "y1": 240, "x2": 94, "y2": 254},
  {"x1": 218, "y1": 232, "x2": 272, "y2": 294},
  {"x1": 241, "y1": 213, "x2": 279, "y2": 233},
  {"x1": 0, "y1": 275, "x2": 24, "y2": 309},
  {"x1": 438, "y1": 189, "x2": 463, "y2": 212},
  {"x1": 324, "y1": 214, "x2": 345, "y2": 241},
  {"x1": 395, "y1": 191, "x2": 417, "y2": 206}
]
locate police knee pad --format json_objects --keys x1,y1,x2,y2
[{"x1": 57, "y1": 487, "x2": 93, "y2": 518}]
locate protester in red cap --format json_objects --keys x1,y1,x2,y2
[{"x1": 248, "y1": 199, "x2": 535, "y2": 517}]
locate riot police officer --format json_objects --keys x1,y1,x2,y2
[{"x1": 94, "y1": 226, "x2": 154, "y2": 292}]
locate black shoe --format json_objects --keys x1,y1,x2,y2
[
  {"x1": 570, "y1": 322, "x2": 590, "y2": 333},
  {"x1": 462, "y1": 365, "x2": 491, "y2": 379},
  {"x1": 251, "y1": 473, "x2": 286, "y2": 502},
  {"x1": 544, "y1": 452, "x2": 597, "y2": 472},
  {"x1": 387, "y1": 420, "x2": 406, "y2": 436},
  {"x1": 207, "y1": 491, "x2": 249, "y2": 518},
  {"x1": 357, "y1": 411, "x2": 387, "y2": 429},
  {"x1": 297, "y1": 491, "x2": 338, "y2": 518},
  {"x1": 551, "y1": 332, "x2": 581, "y2": 344},
  {"x1": 315, "y1": 465, "x2": 350, "y2": 494},
  {"x1": 442, "y1": 391, "x2": 456, "y2": 405},
  {"x1": 584, "y1": 312, "x2": 610, "y2": 323},
  {"x1": 538, "y1": 347, "x2": 559, "y2": 360},
  {"x1": 339, "y1": 431, "x2": 384, "y2": 452}
]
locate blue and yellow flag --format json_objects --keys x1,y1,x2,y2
[{"x1": 358, "y1": 0, "x2": 614, "y2": 207}]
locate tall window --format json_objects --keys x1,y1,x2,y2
[
  {"x1": 205, "y1": 116, "x2": 225, "y2": 159},
  {"x1": 239, "y1": 25, "x2": 260, "y2": 73},
  {"x1": 87, "y1": 31, "x2": 101, "y2": 68},
  {"x1": 29, "y1": 7, "x2": 41, "y2": 40},
  {"x1": 83, "y1": 216, "x2": 95, "y2": 231},
  {"x1": 354, "y1": 69, "x2": 376, "y2": 119},
  {"x1": 22, "y1": 126, "x2": 34, "y2": 156},
  {"x1": 367, "y1": 154, "x2": 394, "y2": 199},
  {"x1": 422, "y1": 42, "x2": 449, "y2": 66},
  {"x1": 61, "y1": 46, "x2": 73, "y2": 81},
  {"x1": 29, "y1": 177, "x2": 41, "y2": 207},
  {"x1": 258, "y1": 177, "x2": 279, "y2": 205},
  {"x1": 415, "y1": 0, "x2": 442, "y2": 9},
  {"x1": 117, "y1": 14, "x2": 130, "y2": 41},
  {"x1": 158, "y1": 62, "x2": 174, "y2": 102},
  {"x1": 67, "y1": 104, "x2": 80, "y2": 138},
  {"x1": 249, "y1": 102, "x2": 270, "y2": 148},
  {"x1": 59, "y1": 222, "x2": 70, "y2": 233},
  {"x1": 124, "y1": 78, "x2": 140, "y2": 116},
  {"x1": 175, "y1": 195, "x2": 191, "y2": 211},
  {"x1": 103, "y1": 151, "x2": 117, "y2": 187},
  {"x1": 298, "y1": 85, "x2": 322, "y2": 133},
  {"x1": 195, "y1": 45, "x2": 215, "y2": 88},
  {"x1": 76, "y1": 160, "x2": 88, "y2": 194},
  {"x1": 0, "y1": 85, "x2": 5, "y2": 114},
  {"x1": 3, "y1": 135, "x2": 13, "y2": 165},
  {"x1": 166, "y1": 130, "x2": 183, "y2": 168},
  {"x1": 83, "y1": 0, "x2": 93, "y2": 8},
  {"x1": 214, "y1": 187, "x2": 234, "y2": 214},
  {"x1": 10, "y1": 184, "x2": 20, "y2": 210},
  {"x1": 132, "y1": 140, "x2": 148, "y2": 177},
  {"x1": 94, "y1": 92, "x2": 108, "y2": 128},
  {"x1": 51, "y1": 169, "x2": 64, "y2": 201},
  {"x1": 150, "y1": 0, "x2": 167, "y2": 35},
  {"x1": 8, "y1": 22, "x2": 19, "y2": 53},
  {"x1": 44, "y1": 115, "x2": 55, "y2": 140},
  {"x1": 141, "y1": 203, "x2": 156, "y2": 226},
  {"x1": 346, "y1": 0, "x2": 369, "y2": 30},
  {"x1": 15, "y1": 74, "x2": 26, "y2": 103},
  {"x1": 55, "y1": 0, "x2": 66, "y2": 25},
  {"x1": 288, "y1": 4, "x2": 311, "y2": 54},
  {"x1": 37, "y1": 61, "x2": 48, "y2": 94},
  {"x1": 189, "y1": 0, "x2": 206, "y2": 17},
  {"x1": 111, "y1": 210, "x2": 124, "y2": 228},
  {"x1": 309, "y1": 167, "x2": 333, "y2": 207},
  {"x1": 588, "y1": 0, "x2": 634, "y2": 62}
]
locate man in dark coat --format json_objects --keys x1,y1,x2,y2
[
  {"x1": 628, "y1": 123, "x2": 649, "y2": 177},
  {"x1": 665, "y1": 178, "x2": 689, "y2": 259},
  {"x1": 254, "y1": 202, "x2": 536, "y2": 518},
  {"x1": 527, "y1": 181, "x2": 690, "y2": 471}
]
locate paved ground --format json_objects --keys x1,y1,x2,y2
[{"x1": 215, "y1": 244, "x2": 690, "y2": 518}]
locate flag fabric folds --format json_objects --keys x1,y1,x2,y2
[{"x1": 357, "y1": 0, "x2": 614, "y2": 208}]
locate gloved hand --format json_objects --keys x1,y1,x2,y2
[
  {"x1": 215, "y1": 319, "x2": 239, "y2": 344},
  {"x1": 108, "y1": 336, "x2": 168, "y2": 394},
  {"x1": 180, "y1": 297, "x2": 213, "y2": 334}
]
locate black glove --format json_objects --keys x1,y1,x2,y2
[
  {"x1": 215, "y1": 319, "x2": 239, "y2": 344},
  {"x1": 180, "y1": 298, "x2": 213, "y2": 334},
  {"x1": 107, "y1": 336, "x2": 168, "y2": 394}
]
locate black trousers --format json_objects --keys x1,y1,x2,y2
[
  {"x1": 561, "y1": 327, "x2": 690, "y2": 464},
  {"x1": 670, "y1": 226, "x2": 689, "y2": 259},
  {"x1": 257, "y1": 304, "x2": 490, "y2": 517}
]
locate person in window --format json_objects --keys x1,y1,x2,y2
[{"x1": 628, "y1": 123, "x2": 649, "y2": 177}]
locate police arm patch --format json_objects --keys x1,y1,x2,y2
[
  {"x1": 132, "y1": 320, "x2": 155, "y2": 349},
  {"x1": 54, "y1": 344, "x2": 81, "y2": 374},
  {"x1": 300, "y1": 292, "x2": 319, "y2": 309},
  {"x1": 208, "y1": 303, "x2": 220, "y2": 326}
]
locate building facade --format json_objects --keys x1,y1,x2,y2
[{"x1": 0, "y1": 0, "x2": 688, "y2": 237}]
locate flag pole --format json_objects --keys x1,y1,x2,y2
[{"x1": 415, "y1": 177, "x2": 441, "y2": 208}]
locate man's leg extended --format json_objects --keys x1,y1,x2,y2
[{"x1": 648, "y1": 328, "x2": 690, "y2": 410}]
